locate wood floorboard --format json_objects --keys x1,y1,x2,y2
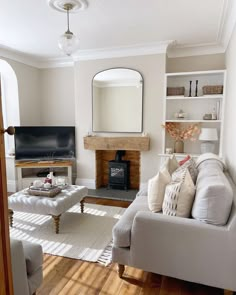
[{"x1": 37, "y1": 197, "x2": 233, "y2": 295}]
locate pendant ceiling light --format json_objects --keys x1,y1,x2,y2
[
  {"x1": 58, "y1": 3, "x2": 79, "y2": 56},
  {"x1": 48, "y1": 0, "x2": 88, "y2": 56}
]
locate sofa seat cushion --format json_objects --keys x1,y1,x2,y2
[
  {"x1": 22, "y1": 240, "x2": 43, "y2": 276},
  {"x1": 112, "y1": 195, "x2": 149, "y2": 247},
  {"x1": 192, "y1": 159, "x2": 233, "y2": 225}
]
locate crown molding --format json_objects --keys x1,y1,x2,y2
[
  {"x1": 0, "y1": 41, "x2": 173, "y2": 69},
  {"x1": 0, "y1": 46, "x2": 43, "y2": 68},
  {"x1": 39, "y1": 40, "x2": 174, "y2": 68},
  {"x1": 218, "y1": 0, "x2": 236, "y2": 50}
]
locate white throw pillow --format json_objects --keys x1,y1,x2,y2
[
  {"x1": 162, "y1": 169, "x2": 196, "y2": 218},
  {"x1": 148, "y1": 166, "x2": 171, "y2": 212}
]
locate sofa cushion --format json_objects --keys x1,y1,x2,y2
[
  {"x1": 179, "y1": 155, "x2": 190, "y2": 166},
  {"x1": 147, "y1": 166, "x2": 171, "y2": 212},
  {"x1": 166, "y1": 154, "x2": 179, "y2": 175},
  {"x1": 112, "y1": 195, "x2": 149, "y2": 247},
  {"x1": 192, "y1": 160, "x2": 233, "y2": 225},
  {"x1": 162, "y1": 169, "x2": 195, "y2": 217}
]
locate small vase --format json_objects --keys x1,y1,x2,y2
[{"x1": 174, "y1": 140, "x2": 184, "y2": 153}]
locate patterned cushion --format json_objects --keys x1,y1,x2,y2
[
  {"x1": 148, "y1": 166, "x2": 171, "y2": 212},
  {"x1": 172, "y1": 157, "x2": 198, "y2": 183},
  {"x1": 162, "y1": 169, "x2": 196, "y2": 218}
]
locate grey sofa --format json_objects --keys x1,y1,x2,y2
[
  {"x1": 112, "y1": 158, "x2": 236, "y2": 292},
  {"x1": 10, "y1": 238, "x2": 43, "y2": 295}
]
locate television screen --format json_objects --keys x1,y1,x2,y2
[{"x1": 14, "y1": 126, "x2": 76, "y2": 161}]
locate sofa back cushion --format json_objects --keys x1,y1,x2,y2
[{"x1": 192, "y1": 160, "x2": 233, "y2": 225}]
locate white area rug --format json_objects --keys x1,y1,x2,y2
[{"x1": 10, "y1": 203, "x2": 125, "y2": 264}]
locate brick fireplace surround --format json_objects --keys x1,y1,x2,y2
[{"x1": 84, "y1": 136, "x2": 150, "y2": 189}]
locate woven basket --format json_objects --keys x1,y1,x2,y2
[
  {"x1": 28, "y1": 186, "x2": 61, "y2": 198},
  {"x1": 167, "y1": 87, "x2": 185, "y2": 96},
  {"x1": 202, "y1": 85, "x2": 223, "y2": 95}
]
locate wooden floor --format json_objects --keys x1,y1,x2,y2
[{"x1": 37, "y1": 197, "x2": 234, "y2": 295}]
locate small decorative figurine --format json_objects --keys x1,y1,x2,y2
[
  {"x1": 195, "y1": 80, "x2": 198, "y2": 97},
  {"x1": 188, "y1": 81, "x2": 192, "y2": 97}
]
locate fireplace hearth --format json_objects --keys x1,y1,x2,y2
[{"x1": 108, "y1": 151, "x2": 130, "y2": 190}]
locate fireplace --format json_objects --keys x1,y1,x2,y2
[
  {"x1": 108, "y1": 151, "x2": 130, "y2": 190},
  {"x1": 95, "y1": 150, "x2": 140, "y2": 189}
]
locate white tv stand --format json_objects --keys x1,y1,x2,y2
[{"x1": 15, "y1": 160, "x2": 73, "y2": 190}]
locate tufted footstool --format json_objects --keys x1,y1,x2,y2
[{"x1": 8, "y1": 185, "x2": 88, "y2": 234}]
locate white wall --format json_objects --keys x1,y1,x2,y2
[
  {"x1": 224, "y1": 23, "x2": 236, "y2": 183},
  {"x1": 75, "y1": 54, "x2": 166, "y2": 188},
  {"x1": 3, "y1": 58, "x2": 41, "y2": 125},
  {"x1": 39, "y1": 67, "x2": 75, "y2": 126},
  {"x1": 166, "y1": 53, "x2": 225, "y2": 73}
]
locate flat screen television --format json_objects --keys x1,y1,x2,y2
[{"x1": 14, "y1": 126, "x2": 76, "y2": 161}]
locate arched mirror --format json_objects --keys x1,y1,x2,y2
[{"x1": 92, "y1": 68, "x2": 143, "y2": 132}]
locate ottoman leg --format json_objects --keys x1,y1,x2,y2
[
  {"x1": 80, "y1": 199, "x2": 85, "y2": 213},
  {"x1": 52, "y1": 215, "x2": 61, "y2": 234},
  {"x1": 8, "y1": 209, "x2": 14, "y2": 227}
]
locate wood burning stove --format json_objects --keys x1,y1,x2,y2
[{"x1": 108, "y1": 151, "x2": 130, "y2": 190}]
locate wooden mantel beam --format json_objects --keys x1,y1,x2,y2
[{"x1": 84, "y1": 136, "x2": 150, "y2": 151}]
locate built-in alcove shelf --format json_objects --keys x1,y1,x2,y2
[{"x1": 84, "y1": 136, "x2": 150, "y2": 151}]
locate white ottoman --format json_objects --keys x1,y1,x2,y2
[{"x1": 8, "y1": 185, "x2": 88, "y2": 233}]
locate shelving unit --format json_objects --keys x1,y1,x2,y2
[
  {"x1": 162, "y1": 70, "x2": 226, "y2": 157},
  {"x1": 15, "y1": 160, "x2": 73, "y2": 190}
]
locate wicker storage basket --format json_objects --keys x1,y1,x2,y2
[
  {"x1": 28, "y1": 186, "x2": 61, "y2": 198},
  {"x1": 167, "y1": 87, "x2": 185, "y2": 96},
  {"x1": 202, "y1": 85, "x2": 223, "y2": 95}
]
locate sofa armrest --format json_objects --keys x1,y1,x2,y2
[{"x1": 10, "y1": 239, "x2": 30, "y2": 295}]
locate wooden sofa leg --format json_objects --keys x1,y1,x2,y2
[{"x1": 117, "y1": 264, "x2": 125, "y2": 278}]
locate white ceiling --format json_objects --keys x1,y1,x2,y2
[{"x1": 0, "y1": 0, "x2": 235, "y2": 67}]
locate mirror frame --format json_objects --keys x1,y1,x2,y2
[{"x1": 92, "y1": 67, "x2": 144, "y2": 133}]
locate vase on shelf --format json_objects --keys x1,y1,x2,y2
[{"x1": 174, "y1": 140, "x2": 184, "y2": 153}]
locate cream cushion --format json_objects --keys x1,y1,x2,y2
[
  {"x1": 166, "y1": 154, "x2": 179, "y2": 175},
  {"x1": 148, "y1": 166, "x2": 171, "y2": 212},
  {"x1": 162, "y1": 169, "x2": 195, "y2": 217}
]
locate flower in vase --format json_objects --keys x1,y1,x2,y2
[{"x1": 162, "y1": 122, "x2": 201, "y2": 142}]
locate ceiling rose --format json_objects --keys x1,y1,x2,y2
[{"x1": 47, "y1": 0, "x2": 88, "y2": 13}]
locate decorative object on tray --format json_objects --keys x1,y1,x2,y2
[
  {"x1": 202, "y1": 85, "x2": 223, "y2": 95},
  {"x1": 28, "y1": 185, "x2": 62, "y2": 198},
  {"x1": 188, "y1": 80, "x2": 192, "y2": 97},
  {"x1": 167, "y1": 87, "x2": 185, "y2": 96},
  {"x1": 174, "y1": 109, "x2": 188, "y2": 119},
  {"x1": 195, "y1": 80, "x2": 198, "y2": 97},
  {"x1": 162, "y1": 122, "x2": 201, "y2": 153}
]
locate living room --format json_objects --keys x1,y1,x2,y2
[{"x1": 1, "y1": 0, "x2": 236, "y2": 294}]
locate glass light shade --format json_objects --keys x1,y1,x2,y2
[
  {"x1": 58, "y1": 31, "x2": 79, "y2": 56},
  {"x1": 199, "y1": 128, "x2": 218, "y2": 141}
]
